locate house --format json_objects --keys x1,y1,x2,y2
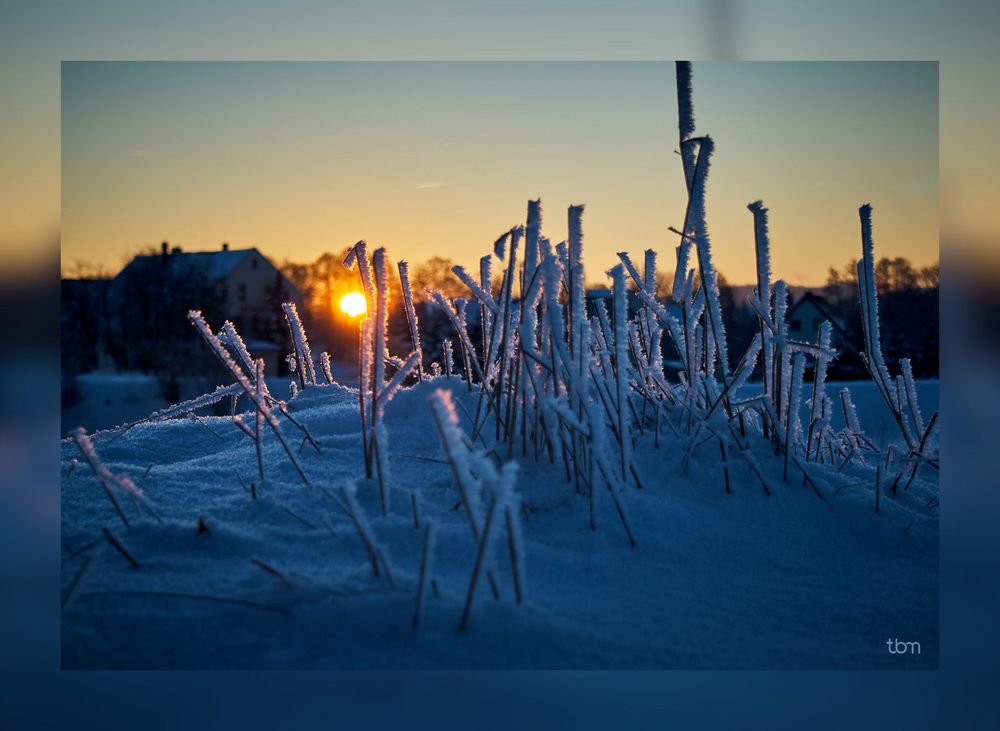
[
  {"x1": 109, "y1": 242, "x2": 302, "y2": 374},
  {"x1": 786, "y1": 291, "x2": 850, "y2": 349}
]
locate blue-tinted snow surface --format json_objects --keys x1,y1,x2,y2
[{"x1": 61, "y1": 377, "x2": 938, "y2": 669}]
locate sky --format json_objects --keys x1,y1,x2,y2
[{"x1": 60, "y1": 60, "x2": 937, "y2": 285}]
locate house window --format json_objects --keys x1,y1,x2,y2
[
  {"x1": 790, "y1": 319, "x2": 801, "y2": 332},
  {"x1": 251, "y1": 257, "x2": 258, "y2": 270},
  {"x1": 238, "y1": 283, "x2": 247, "y2": 302}
]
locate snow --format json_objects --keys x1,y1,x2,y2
[
  {"x1": 63, "y1": 373, "x2": 175, "y2": 434},
  {"x1": 62, "y1": 376, "x2": 938, "y2": 669}
]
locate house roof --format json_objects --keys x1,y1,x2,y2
[{"x1": 115, "y1": 247, "x2": 258, "y2": 284}]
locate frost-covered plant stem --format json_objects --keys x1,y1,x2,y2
[
  {"x1": 412, "y1": 520, "x2": 435, "y2": 629},
  {"x1": 70, "y1": 428, "x2": 131, "y2": 527},
  {"x1": 255, "y1": 358, "x2": 265, "y2": 482},
  {"x1": 371, "y1": 247, "x2": 390, "y2": 424},
  {"x1": 676, "y1": 61, "x2": 697, "y2": 193},
  {"x1": 338, "y1": 481, "x2": 393, "y2": 585},
  {"x1": 283, "y1": 302, "x2": 316, "y2": 387},
  {"x1": 806, "y1": 321, "x2": 833, "y2": 462},
  {"x1": 494, "y1": 226, "x2": 522, "y2": 440},
  {"x1": 459, "y1": 489, "x2": 499, "y2": 632},
  {"x1": 397, "y1": 260, "x2": 423, "y2": 381},
  {"x1": 320, "y1": 351, "x2": 335, "y2": 385},
  {"x1": 748, "y1": 200, "x2": 775, "y2": 435},
  {"x1": 609, "y1": 264, "x2": 632, "y2": 484},
  {"x1": 686, "y1": 137, "x2": 730, "y2": 383},
  {"x1": 359, "y1": 317, "x2": 372, "y2": 478},
  {"x1": 505, "y1": 500, "x2": 524, "y2": 605},
  {"x1": 443, "y1": 339, "x2": 454, "y2": 378},
  {"x1": 343, "y1": 240, "x2": 375, "y2": 311},
  {"x1": 784, "y1": 352, "x2": 805, "y2": 481},
  {"x1": 458, "y1": 461, "x2": 517, "y2": 631},
  {"x1": 372, "y1": 422, "x2": 390, "y2": 515},
  {"x1": 856, "y1": 204, "x2": 922, "y2": 453}
]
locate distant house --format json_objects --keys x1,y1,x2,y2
[
  {"x1": 786, "y1": 291, "x2": 850, "y2": 349},
  {"x1": 109, "y1": 242, "x2": 301, "y2": 374}
]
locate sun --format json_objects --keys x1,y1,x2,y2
[{"x1": 339, "y1": 291, "x2": 367, "y2": 317}]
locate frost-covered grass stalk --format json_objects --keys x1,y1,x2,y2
[
  {"x1": 254, "y1": 358, "x2": 266, "y2": 483},
  {"x1": 70, "y1": 427, "x2": 161, "y2": 527},
  {"x1": 784, "y1": 353, "x2": 805, "y2": 481},
  {"x1": 504, "y1": 497, "x2": 525, "y2": 605},
  {"x1": 397, "y1": 260, "x2": 423, "y2": 382},
  {"x1": 283, "y1": 302, "x2": 316, "y2": 387},
  {"x1": 854, "y1": 204, "x2": 938, "y2": 483},
  {"x1": 748, "y1": 200, "x2": 775, "y2": 434},
  {"x1": 685, "y1": 136, "x2": 729, "y2": 386},
  {"x1": 320, "y1": 351, "x2": 335, "y2": 385},
  {"x1": 358, "y1": 316, "x2": 373, "y2": 477},
  {"x1": 609, "y1": 263, "x2": 632, "y2": 484},
  {"x1": 443, "y1": 339, "x2": 454, "y2": 378},
  {"x1": 371, "y1": 248, "x2": 390, "y2": 414},
  {"x1": 343, "y1": 240, "x2": 375, "y2": 310},
  {"x1": 412, "y1": 520, "x2": 436, "y2": 629},
  {"x1": 338, "y1": 481, "x2": 394, "y2": 585},
  {"x1": 676, "y1": 60, "x2": 697, "y2": 193},
  {"x1": 806, "y1": 321, "x2": 833, "y2": 462},
  {"x1": 368, "y1": 247, "x2": 393, "y2": 513},
  {"x1": 458, "y1": 461, "x2": 519, "y2": 632}
]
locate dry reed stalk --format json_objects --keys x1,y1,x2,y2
[
  {"x1": 412, "y1": 521, "x2": 434, "y2": 629},
  {"x1": 102, "y1": 527, "x2": 139, "y2": 569}
]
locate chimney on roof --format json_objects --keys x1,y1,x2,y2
[
  {"x1": 161, "y1": 241, "x2": 168, "y2": 256},
  {"x1": 222, "y1": 242, "x2": 229, "y2": 251},
  {"x1": 171, "y1": 246, "x2": 182, "y2": 255}
]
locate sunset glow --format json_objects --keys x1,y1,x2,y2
[{"x1": 339, "y1": 291, "x2": 367, "y2": 317}]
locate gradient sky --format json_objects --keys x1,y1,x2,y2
[{"x1": 61, "y1": 61, "x2": 936, "y2": 285}]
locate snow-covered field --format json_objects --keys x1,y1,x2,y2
[
  {"x1": 61, "y1": 376, "x2": 938, "y2": 669},
  {"x1": 63, "y1": 373, "x2": 178, "y2": 435},
  {"x1": 62, "y1": 368, "x2": 356, "y2": 434}
]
